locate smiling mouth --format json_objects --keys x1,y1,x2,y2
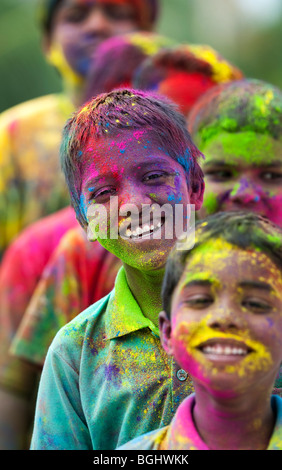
[
  {"x1": 121, "y1": 218, "x2": 165, "y2": 240},
  {"x1": 197, "y1": 340, "x2": 253, "y2": 358}
]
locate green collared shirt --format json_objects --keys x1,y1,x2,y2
[{"x1": 31, "y1": 267, "x2": 194, "y2": 450}]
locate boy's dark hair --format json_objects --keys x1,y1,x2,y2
[
  {"x1": 60, "y1": 88, "x2": 204, "y2": 228},
  {"x1": 188, "y1": 79, "x2": 282, "y2": 146},
  {"x1": 38, "y1": 0, "x2": 160, "y2": 35},
  {"x1": 132, "y1": 44, "x2": 243, "y2": 117},
  {"x1": 162, "y1": 211, "x2": 282, "y2": 317}
]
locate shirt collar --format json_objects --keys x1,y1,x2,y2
[
  {"x1": 165, "y1": 394, "x2": 209, "y2": 450},
  {"x1": 268, "y1": 395, "x2": 282, "y2": 450},
  {"x1": 165, "y1": 394, "x2": 282, "y2": 450},
  {"x1": 105, "y1": 267, "x2": 160, "y2": 340}
]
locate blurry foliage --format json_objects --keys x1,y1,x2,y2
[{"x1": 0, "y1": 0, "x2": 282, "y2": 113}]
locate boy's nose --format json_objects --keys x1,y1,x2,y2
[
  {"x1": 82, "y1": 7, "x2": 113, "y2": 35},
  {"x1": 119, "y1": 184, "x2": 153, "y2": 209},
  {"x1": 206, "y1": 305, "x2": 246, "y2": 332},
  {"x1": 229, "y1": 178, "x2": 262, "y2": 205}
]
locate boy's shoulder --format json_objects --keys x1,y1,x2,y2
[
  {"x1": 49, "y1": 292, "x2": 113, "y2": 361},
  {"x1": 0, "y1": 93, "x2": 72, "y2": 128},
  {"x1": 118, "y1": 426, "x2": 169, "y2": 450}
]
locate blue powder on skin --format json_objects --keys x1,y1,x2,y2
[
  {"x1": 80, "y1": 193, "x2": 88, "y2": 219},
  {"x1": 177, "y1": 148, "x2": 191, "y2": 173},
  {"x1": 168, "y1": 194, "x2": 182, "y2": 202}
]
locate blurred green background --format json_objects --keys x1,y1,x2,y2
[{"x1": 1, "y1": 0, "x2": 282, "y2": 113}]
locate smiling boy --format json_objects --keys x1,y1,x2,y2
[
  {"x1": 30, "y1": 88, "x2": 204, "y2": 450},
  {"x1": 119, "y1": 211, "x2": 282, "y2": 450}
]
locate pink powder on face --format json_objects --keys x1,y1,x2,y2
[{"x1": 264, "y1": 194, "x2": 282, "y2": 226}]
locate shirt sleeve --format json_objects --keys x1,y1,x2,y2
[
  {"x1": 0, "y1": 113, "x2": 21, "y2": 257},
  {"x1": 10, "y1": 228, "x2": 88, "y2": 367},
  {"x1": 30, "y1": 342, "x2": 92, "y2": 450}
]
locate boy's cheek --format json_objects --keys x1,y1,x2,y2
[{"x1": 265, "y1": 193, "x2": 282, "y2": 226}]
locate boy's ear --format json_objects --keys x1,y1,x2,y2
[
  {"x1": 159, "y1": 311, "x2": 174, "y2": 356},
  {"x1": 189, "y1": 179, "x2": 205, "y2": 211}
]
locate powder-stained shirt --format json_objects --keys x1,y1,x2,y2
[
  {"x1": 11, "y1": 227, "x2": 121, "y2": 367},
  {"x1": 118, "y1": 394, "x2": 282, "y2": 450},
  {"x1": 0, "y1": 207, "x2": 77, "y2": 398},
  {"x1": 0, "y1": 93, "x2": 73, "y2": 258},
  {"x1": 30, "y1": 267, "x2": 194, "y2": 450}
]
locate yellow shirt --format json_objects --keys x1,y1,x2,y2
[{"x1": 0, "y1": 93, "x2": 73, "y2": 257}]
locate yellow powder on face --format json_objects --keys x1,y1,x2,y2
[
  {"x1": 47, "y1": 42, "x2": 84, "y2": 87},
  {"x1": 175, "y1": 321, "x2": 273, "y2": 378}
]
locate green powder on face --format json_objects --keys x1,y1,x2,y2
[
  {"x1": 203, "y1": 192, "x2": 219, "y2": 214},
  {"x1": 201, "y1": 131, "x2": 280, "y2": 167}
]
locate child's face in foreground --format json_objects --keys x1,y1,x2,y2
[
  {"x1": 47, "y1": 0, "x2": 139, "y2": 77},
  {"x1": 81, "y1": 128, "x2": 199, "y2": 270},
  {"x1": 161, "y1": 238, "x2": 282, "y2": 396},
  {"x1": 198, "y1": 131, "x2": 282, "y2": 227}
]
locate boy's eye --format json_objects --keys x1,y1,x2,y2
[
  {"x1": 241, "y1": 297, "x2": 273, "y2": 314},
  {"x1": 183, "y1": 295, "x2": 214, "y2": 309},
  {"x1": 90, "y1": 187, "x2": 116, "y2": 200},
  {"x1": 260, "y1": 171, "x2": 282, "y2": 182},
  {"x1": 204, "y1": 168, "x2": 235, "y2": 181},
  {"x1": 143, "y1": 171, "x2": 169, "y2": 182},
  {"x1": 64, "y1": 7, "x2": 89, "y2": 23}
]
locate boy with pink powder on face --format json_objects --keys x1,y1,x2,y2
[
  {"x1": 30, "y1": 88, "x2": 204, "y2": 450},
  {"x1": 119, "y1": 211, "x2": 282, "y2": 450}
]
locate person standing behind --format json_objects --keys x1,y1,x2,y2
[{"x1": 0, "y1": 0, "x2": 159, "y2": 259}]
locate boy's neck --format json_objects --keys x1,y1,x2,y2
[
  {"x1": 191, "y1": 384, "x2": 275, "y2": 450},
  {"x1": 123, "y1": 264, "x2": 165, "y2": 328}
]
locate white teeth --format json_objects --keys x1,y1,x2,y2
[
  {"x1": 202, "y1": 345, "x2": 247, "y2": 356},
  {"x1": 123, "y1": 220, "x2": 162, "y2": 238}
]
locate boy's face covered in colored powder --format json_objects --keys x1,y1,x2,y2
[
  {"x1": 47, "y1": 0, "x2": 139, "y2": 77},
  {"x1": 199, "y1": 132, "x2": 282, "y2": 227},
  {"x1": 80, "y1": 129, "x2": 193, "y2": 270},
  {"x1": 163, "y1": 239, "x2": 282, "y2": 396}
]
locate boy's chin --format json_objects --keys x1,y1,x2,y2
[{"x1": 97, "y1": 237, "x2": 175, "y2": 271}]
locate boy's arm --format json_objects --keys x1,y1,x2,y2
[{"x1": 31, "y1": 342, "x2": 92, "y2": 450}]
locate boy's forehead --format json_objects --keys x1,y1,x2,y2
[
  {"x1": 82, "y1": 128, "x2": 165, "y2": 158},
  {"x1": 175, "y1": 238, "x2": 282, "y2": 291},
  {"x1": 79, "y1": 128, "x2": 182, "y2": 176},
  {"x1": 201, "y1": 131, "x2": 282, "y2": 166}
]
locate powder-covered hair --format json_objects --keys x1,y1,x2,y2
[
  {"x1": 60, "y1": 88, "x2": 204, "y2": 228},
  {"x1": 162, "y1": 211, "x2": 282, "y2": 317},
  {"x1": 84, "y1": 32, "x2": 176, "y2": 102},
  {"x1": 132, "y1": 44, "x2": 243, "y2": 115},
  {"x1": 188, "y1": 78, "x2": 282, "y2": 147},
  {"x1": 38, "y1": 0, "x2": 159, "y2": 34}
]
